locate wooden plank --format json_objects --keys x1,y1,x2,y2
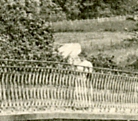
[{"x1": 0, "y1": 111, "x2": 138, "y2": 121}]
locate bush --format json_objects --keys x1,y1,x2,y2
[
  {"x1": 87, "y1": 53, "x2": 118, "y2": 69},
  {"x1": 0, "y1": 1, "x2": 66, "y2": 63}
]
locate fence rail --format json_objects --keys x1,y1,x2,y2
[{"x1": 0, "y1": 59, "x2": 138, "y2": 120}]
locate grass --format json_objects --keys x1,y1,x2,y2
[
  {"x1": 52, "y1": 19, "x2": 137, "y2": 32},
  {"x1": 53, "y1": 18, "x2": 138, "y2": 69},
  {"x1": 54, "y1": 31, "x2": 138, "y2": 68},
  {"x1": 54, "y1": 32, "x2": 132, "y2": 53}
]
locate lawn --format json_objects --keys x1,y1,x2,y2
[
  {"x1": 54, "y1": 31, "x2": 138, "y2": 67},
  {"x1": 53, "y1": 18, "x2": 138, "y2": 68},
  {"x1": 52, "y1": 19, "x2": 137, "y2": 32},
  {"x1": 54, "y1": 32, "x2": 132, "y2": 54}
]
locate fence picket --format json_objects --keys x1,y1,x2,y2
[{"x1": 0, "y1": 60, "x2": 138, "y2": 115}]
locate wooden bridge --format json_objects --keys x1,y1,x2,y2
[{"x1": 0, "y1": 59, "x2": 138, "y2": 121}]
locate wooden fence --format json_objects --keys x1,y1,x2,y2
[{"x1": 0, "y1": 59, "x2": 138, "y2": 120}]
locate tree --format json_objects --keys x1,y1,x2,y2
[
  {"x1": 40, "y1": 0, "x2": 66, "y2": 21},
  {"x1": 53, "y1": 0, "x2": 81, "y2": 20},
  {"x1": 52, "y1": 0, "x2": 138, "y2": 20},
  {"x1": 0, "y1": 0, "x2": 65, "y2": 63}
]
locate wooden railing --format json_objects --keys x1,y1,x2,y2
[{"x1": 0, "y1": 59, "x2": 138, "y2": 120}]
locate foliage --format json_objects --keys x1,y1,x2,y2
[
  {"x1": 0, "y1": 0, "x2": 66, "y2": 64},
  {"x1": 87, "y1": 53, "x2": 118, "y2": 69},
  {"x1": 3, "y1": 0, "x2": 135, "y2": 22},
  {"x1": 39, "y1": 0, "x2": 67, "y2": 22},
  {"x1": 58, "y1": 0, "x2": 81, "y2": 20},
  {"x1": 52, "y1": 0, "x2": 138, "y2": 20},
  {"x1": 122, "y1": 30, "x2": 138, "y2": 69}
]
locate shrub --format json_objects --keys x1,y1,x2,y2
[
  {"x1": 0, "y1": 0, "x2": 67, "y2": 66},
  {"x1": 87, "y1": 53, "x2": 118, "y2": 69}
]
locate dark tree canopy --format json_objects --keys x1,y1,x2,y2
[
  {"x1": 52, "y1": 0, "x2": 138, "y2": 20},
  {"x1": 0, "y1": 0, "x2": 65, "y2": 63}
]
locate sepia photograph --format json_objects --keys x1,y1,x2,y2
[{"x1": 0, "y1": 0, "x2": 138, "y2": 121}]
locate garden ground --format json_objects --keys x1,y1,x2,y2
[
  {"x1": 54, "y1": 32, "x2": 137, "y2": 68},
  {"x1": 53, "y1": 18, "x2": 138, "y2": 69}
]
